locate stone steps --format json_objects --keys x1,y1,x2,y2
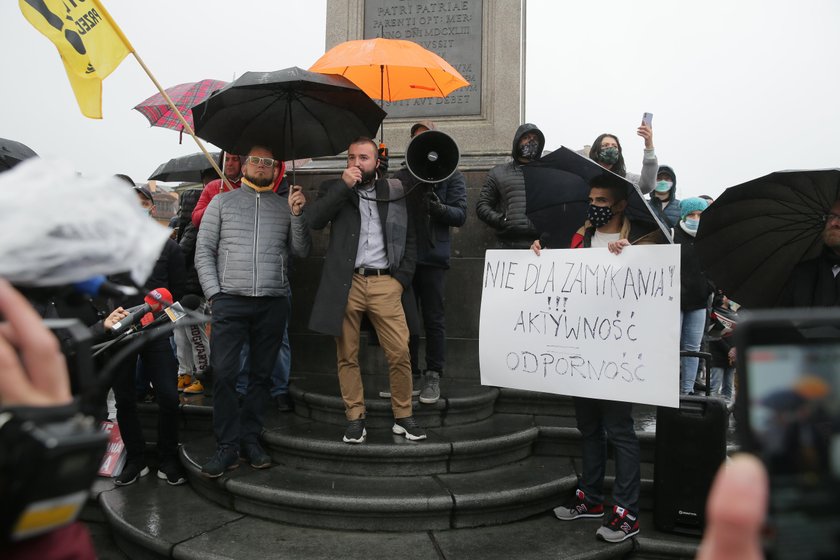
[
  {"x1": 262, "y1": 412, "x2": 539, "y2": 475},
  {"x1": 93, "y1": 475, "x2": 699, "y2": 560},
  {"x1": 181, "y1": 435, "x2": 578, "y2": 531}
]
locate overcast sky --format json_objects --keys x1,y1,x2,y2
[{"x1": 2, "y1": 0, "x2": 838, "y2": 199}]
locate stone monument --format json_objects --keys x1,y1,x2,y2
[
  {"x1": 291, "y1": 0, "x2": 526, "y2": 383},
  {"x1": 325, "y1": 0, "x2": 525, "y2": 159}
]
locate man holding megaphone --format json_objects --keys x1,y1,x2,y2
[{"x1": 394, "y1": 121, "x2": 467, "y2": 405}]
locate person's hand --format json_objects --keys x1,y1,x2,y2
[
  {"x1": 342, "y1": 166, "x2": 362, "y2": 189},
  {"x1": 289, "y1": 185, "x2": 306, "y2": 216},
  {"x1": 378, "y1": 151, "x2": 389, "y2": 175},
  {"x1": 426, "y1": 192, "x2": 446, "y2": 218},
  {"x1": 697, "y1": 454, "x2": 767, "y2": 560},
  {"x1": 728, "y1": 346, "x2": 737, "y2": 366},
  {"x1": 103, "y1": 307, "x2": 129, "y2": 330},
  {"x1": 637, "y1": 122, "x2": 654, "y2": 149},
  {"x1": 0, "y1": 278, "x2": 72, "y2": 406},
  {"x1": 530, "y1": 239, "x2": 542, "y2": 256},
  {"x1": 608, "y1": 239, "x2": 631, "y2": 255}
]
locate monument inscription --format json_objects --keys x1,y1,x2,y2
[{"x1": 363, "y1": 0, "x2": 482, "y2": 117}]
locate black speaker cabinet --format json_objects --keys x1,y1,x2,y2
[{"x1": 653, "y1": 395, "x2": 728, "y2": 535}]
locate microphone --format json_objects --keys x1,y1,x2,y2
[
  {"x1": 109, "y1": 288, "x2": 173, "y2": 334},
  {"x1": 136, "y1": 295, "x2": 201, "y2": 331},
  {"x1": 539, "y1": 232, "x2": 552, "y2": 250},
  {"x1": 145, "y1": 288, "x2": 173, "y2": 311},
  {"x1": 73, "y1": 276, "x2": 139, "y2": 298}
]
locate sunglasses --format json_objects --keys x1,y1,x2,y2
[{"x1": 245, "y1": 156, "x2": 276, "y2": 167}]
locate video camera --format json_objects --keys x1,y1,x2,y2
[{"x1": 0, "y1": 285, "x2": 207, "y2": 544}]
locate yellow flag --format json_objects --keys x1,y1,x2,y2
[{"x1": 19, "y1": 0, "x2": 133, "y2": 119}]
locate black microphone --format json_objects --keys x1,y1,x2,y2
[
  {"x1": 109, "y1": 303, "x2": 152, "y2": 335},
  {"x1": 539, "y1": 232, "x2": 552, "y2": 250}
]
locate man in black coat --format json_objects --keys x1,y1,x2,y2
[
  {"x1": 307, "y1": 137, "x2": 425, "y2": 444},
  {"x1": 394, "y1": 121, "x2": 467, "y2": 405},
  {"x1": 780, "y1": 198, "x2": 840, "y2": 307},
  {"x1": 476, "y1": 123, "x2": 543, "y2": 248}
]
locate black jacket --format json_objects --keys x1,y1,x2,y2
[
  {"x1": 476, "y1": 123, "x2": 543, "y2": 246},
  {"x1": 395, "y1": 166, "x2": 467, "y2": 269},
  {"x1": 779, "y1": 251, "x2": 840, "y2": 307},
  {"x1": 674, "y1": 226, "x2": 713, "y2": 311},
  {"x1": 307, "y1": 178, "x2": 416, "y2": 337}
]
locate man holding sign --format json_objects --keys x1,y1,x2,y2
[{"x1": 531, "y1": 174, "x2": 663, "y2": 543}]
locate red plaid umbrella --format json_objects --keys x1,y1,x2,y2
[{"x1": 133, "y1": 79, "x2": 227, "y2": 136}]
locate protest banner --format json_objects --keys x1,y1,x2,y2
[{"x1": 479, "y1": 245, "x2": 681, "y2": 408}]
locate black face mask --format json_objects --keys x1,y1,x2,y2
[
  {"x1": 518, "y1": 138, "x2": 540, "y2": 161},
  {"x1": 587, "y1": 204, "x2": 613, "y2": 228}
]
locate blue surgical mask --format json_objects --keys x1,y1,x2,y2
[
  {"x1": 655, "y1": 180, "x2": 673, "y2": 193},
  {"x1": 683, "y1": 218, "x2": 699, "y2": 231}
]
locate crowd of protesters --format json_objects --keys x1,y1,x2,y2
[{"x1": 4, "y1": 115, "x2": 778, "y2": 554}]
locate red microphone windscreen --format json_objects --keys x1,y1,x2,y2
[
  {"x1": 139, "y1": 312, "x2": 155, "y2": 327},
  {"x1": 144, "y1": 288, "x2": 173, "y2": 311}
]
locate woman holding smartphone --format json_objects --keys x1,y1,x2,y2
[{"x1": 588, "y1": 116, "x2": 658, "y2": 195}]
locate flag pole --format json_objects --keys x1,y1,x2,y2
[
  {"x1": 92, "y1": 1, "x2": 231, "y2": 190},
  {"x1": 130, "y1": 52, "x2": 232, "y2": 191}
]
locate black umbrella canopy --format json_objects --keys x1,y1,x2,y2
[
  {"x1": 695, "y1": 169, "x2": 840, "y2": 309},
  {"x1": 523, "y1": 147, "x2": 671, "y2": 248},
  {"x1": 191, "y1": 67, "x2": 386, "y2": 160},
  {"x1": 149, "y1": 151, "x2": 220, "y2": 183},
  {"x1": 0, "y1": 138, "x2": 38, "y2": 171}
]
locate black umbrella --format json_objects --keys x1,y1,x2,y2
[
  {"x1": 523, "y1": 146, "x2": 671, "y2": 248},
  {"x1": 695, "y1": 169, "x2": 840, "y2": 309},
  {"x1": 0, "y1": 138, "x2": 38, "y2": 171},
  {"x1": 149, "y1": 151, "x2": 220, "y2": 183},
  {"x1": 192, "y1": 67, "x2": 386, "y2": 176}
]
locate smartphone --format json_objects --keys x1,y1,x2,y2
[
  {"x1": 735, "y1": 309, "x2": 840, "y2": 560},
  {"x1": 642, "y1": 112, "x2": 653, "y2": 127}
]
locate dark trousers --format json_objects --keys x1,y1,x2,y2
[
  {"x1": 209, "y1": 294, "x2": 289, "y2": 449},
  {"x1": 573, "y1": 397, "x2": 641, "y2": 514},
  {"x1": 409, "y1": 265, "x2": 446, "y2": 376},
  {"x1": 112, "y1": 335, "x2": 180, "y2": 463}
]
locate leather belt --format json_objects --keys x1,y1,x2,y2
[{"x1": 354, "y1": 267, "x2": 390, "y2": 276}]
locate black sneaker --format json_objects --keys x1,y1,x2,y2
[
  {"x1": 157, "y1": 459, "x2": 187, "y2": 486},
  {"x1": 201, "y1": 446, "x2": 239, "y2": 478},
  {"x1": 419, "y1": 370, "x2": 441, "y2": 404},
  {"x1": 554, "y1": 488, "x2": 605, "y2": 520},
  {"x1": 114, "y1": 460, "x2": 150, "y2": 486},
  {"x1": 596, "y1": 505, "x2": 640, "y2": 543},
  {"x1": 240, "y1": 443, "x2": 272, "y2": 469},
  {"x1": 392, "y1": 416, "x2": 427, "y2": 441},
  {"x1": 275, "y1": 393, "x2": 294, "y2": 412},
  {"x1": 343, "y1": 419, "x2": 367, "y2": 444}
]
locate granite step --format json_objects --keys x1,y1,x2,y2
[
  {"x1": 262, "y1": 412, "x2": 540, "y2": 476},
  {"x1": 290, "y1": 373, "x2": 499, "y2": 427},
  {"x1": 94, "y1": 473, "x2": 700, "y2": 560},
  {"x1": 180, "y1": 435, "x2": 578, "y2": 531}
]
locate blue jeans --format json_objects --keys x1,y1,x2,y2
[
  {"x1": 710, "y1": 366, "x2": 735, "y2": 400},
  {"x1": 209, "y1": 294, "x2": 289, "y2": 448},
  {"x1": 680, "y1": 309, "x2": 707, "y2": 394},
  {"x1": 573, "y1": 397, "x2": 640, "y2": 514}
]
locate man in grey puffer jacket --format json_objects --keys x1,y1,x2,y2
[
  {"x1": 476, "y1": 123, "x2": 544, "y2": 248},
  {"x1": 195, "y1": 145, "x2": 311, "y2": 477}
]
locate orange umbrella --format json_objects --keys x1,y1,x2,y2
[{"x1": 309, "y1": 38, "x2": 469, "y2": 143}]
